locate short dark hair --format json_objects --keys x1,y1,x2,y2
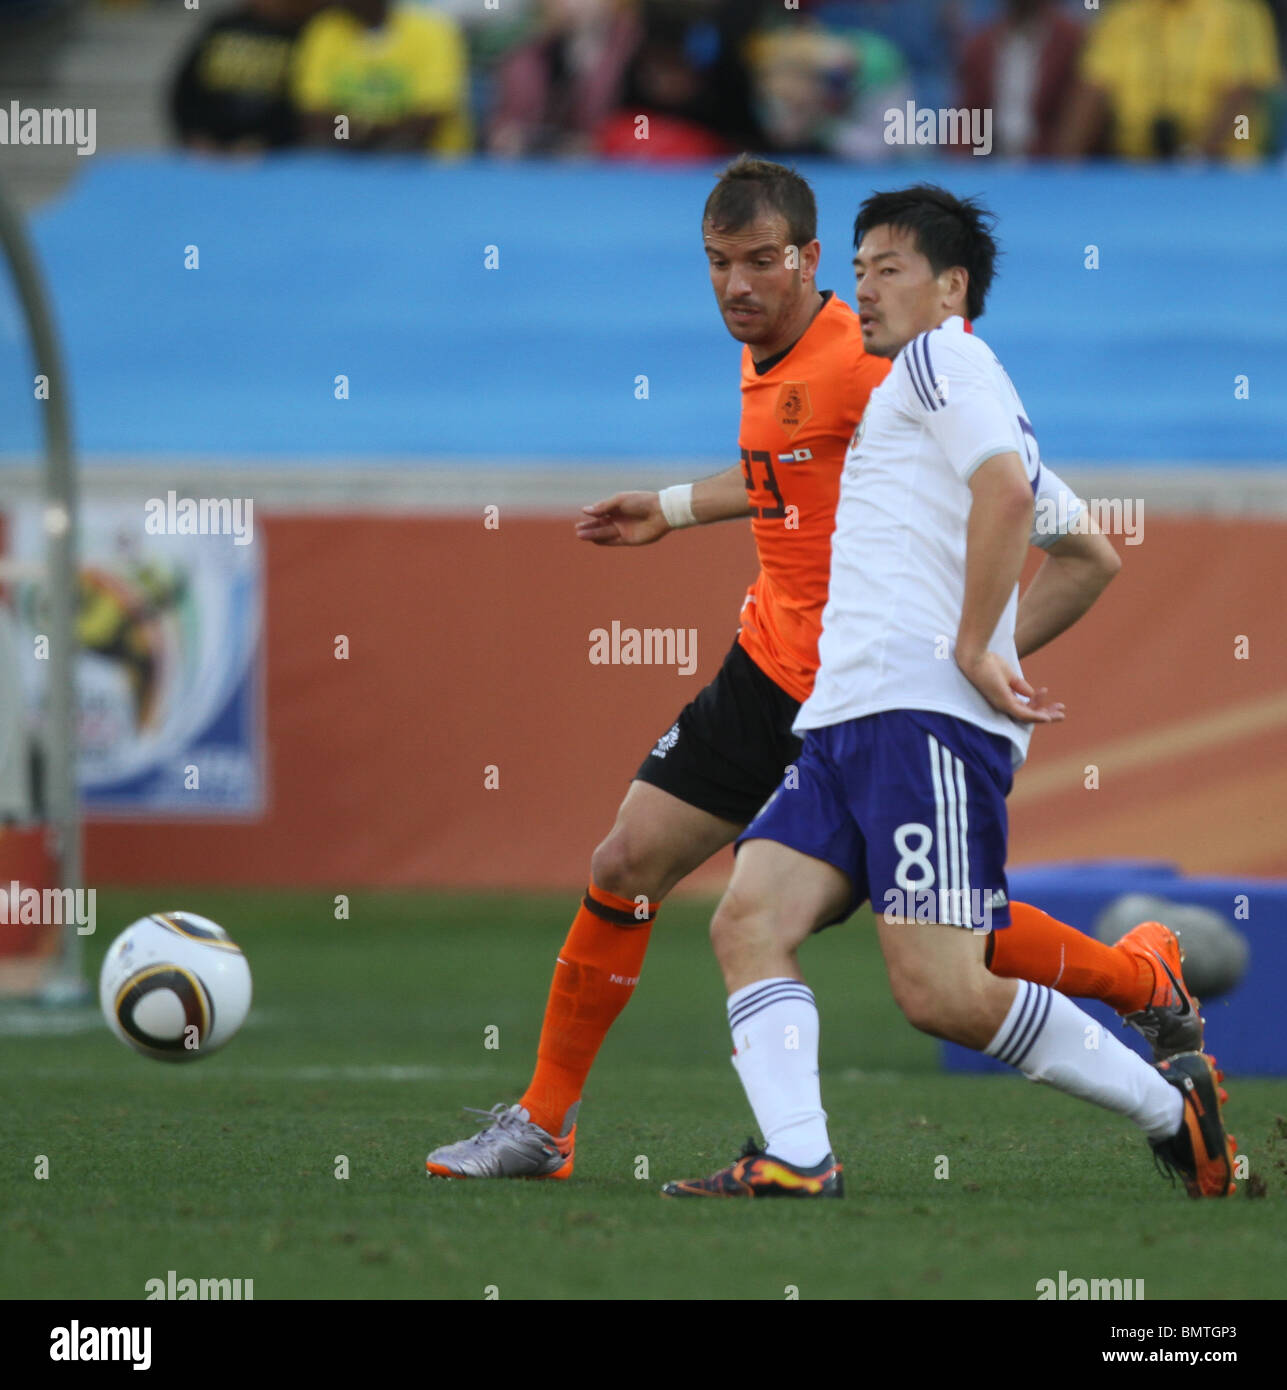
[
  {"x1": 703, "y1": 156, "x2": 817, "y2": 250},
  {"x1": 853, "y1": 185, "x2": 999, "y2": 320}
]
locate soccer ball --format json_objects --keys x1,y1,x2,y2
[
  {"x1": 1093, "y1": 892, "x2": 1249, "y2": 1000},
  {"x1": 99, "y1": 911, "x2": 252, "y2": 1062}
]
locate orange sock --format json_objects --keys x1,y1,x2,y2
[
  {"x1": 988, "y1": 900, "x2": 1152, "y2": 1012},
  {"x1": 519, "y1": 881, "x2": 657, "y2": 1137}
]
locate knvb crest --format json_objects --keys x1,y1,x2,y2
[{"x1": 775, "y1": 382, "x2": 813, "y2": 439}]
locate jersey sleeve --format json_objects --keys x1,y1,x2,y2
[
  {"x1": 897, "y1": 332, "x2": 1021, "y2": 483},
  {"x1": 1030, "y1": 463, "x2": 1085, "y2": 549}
]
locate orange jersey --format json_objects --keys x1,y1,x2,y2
[{"x1": 735, "y1": 293, "x2": 891, "y2": 701}]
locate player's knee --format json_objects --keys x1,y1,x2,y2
[
  {"x1": 590, "y1": 827, "x2": 678, "y2": 903},
  {"x1": 886, "y1": 963, "x2": 955, "y2": 1036},
  {"x1": 889, "y1": 960, "x2": 995, "y2": 1040},
  {"x1": 589, "y1": 829, "x2": 648, "y2": 900},
  {"x1": 709, "y1": 888, "x2": 767, "y2": 967},
  {"x1": 892, "y1": 985, "x2": 943, "y2": 1036}
]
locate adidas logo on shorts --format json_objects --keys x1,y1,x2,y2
[{"x1": 651, "y1": 723, "x2": 680, "y2": 759}]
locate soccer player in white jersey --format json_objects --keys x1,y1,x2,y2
[{"x1": 662, "y1": 185, "x2": 1236, "y2": 1201}]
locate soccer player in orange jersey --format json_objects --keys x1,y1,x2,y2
[{"x1": 424, "y1": 158, "x2": 1199, "y2": 1182}]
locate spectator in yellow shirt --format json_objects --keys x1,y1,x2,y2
[
  {"x1": 1059, "y1": 0, "x2": 1281, "y2": 160},
  {"x1": 293, "y1": 0, "x2": 472, "y2": 153}
]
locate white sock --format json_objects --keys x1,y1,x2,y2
[
  {"x1": 727, "y1": 977, "x2": 831, "y2": 1168},
  {"x1": 986, "y1": 980, "x2": 1183, "y2": 1140}
]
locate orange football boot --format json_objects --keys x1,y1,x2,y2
[
  {"x1": 1150, "y1": 1053, "x2": 1236, "y2": 1198},
  {"x1": 1115, "y1": 921, "x2": 1204, "y2": 1059}
]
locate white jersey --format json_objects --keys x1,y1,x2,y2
[{"x1": 795, "y1": 315, "x2": 1082, "y2": 768}]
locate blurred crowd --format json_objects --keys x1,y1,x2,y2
[{"x1": 169, "y1": 0, "x2": 1287, "y2": 162}]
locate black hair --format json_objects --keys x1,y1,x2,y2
[
  {"x1": 854, "y1": 185, "x2": 999, "y2": 320},
  {"x1": 703, "y1": 155, "x2": 817, "y2": 250}
]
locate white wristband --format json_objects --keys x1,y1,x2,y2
[{"x1": 659, "y1": 483, "x2": 697, "y2": 529}]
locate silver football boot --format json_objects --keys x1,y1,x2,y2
[{"x1": 425, "y1": 1103, "x2": 575, "y2": 1179}]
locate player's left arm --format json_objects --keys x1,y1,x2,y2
[
  {"x1": 1015, "y1": 523, "x2": 1121, "y2": 659},
  {"x1": 910, "y1": 335, "x2": 1063, "y2": 723}
]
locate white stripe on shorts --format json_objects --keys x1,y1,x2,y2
[
  {"x1": 954, "y1": 753, "x2": 971, "y2": 925},
  {"x1": 927, "y1": 734, "x2": 948, "y2": 914},
  {"x1": 941, "y1": 740, "x2": 960, "y2": 922},
  {"x1": 927, "y1": 733, "x2": 971, "y2": 925}
]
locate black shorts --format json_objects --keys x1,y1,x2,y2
[{"x1": 633, "y1": 637, "x2": 803, "y2": 825}]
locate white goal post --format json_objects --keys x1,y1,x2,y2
[{"x1": 0, "y1": 174, "x2": 85, "y2": 1002}]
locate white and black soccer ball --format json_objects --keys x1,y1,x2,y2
[
  {"x1": 99, "y1": 912, "x2": 252, "y2": 1062},
  {"x1": 1093, "y1": 892, "x2": 1249, "y2": 1000}
]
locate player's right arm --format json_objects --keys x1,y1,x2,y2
[
  {"x1": 904, "y1": 330, "x2": 1060, "y2": 725},
  {"x1": 575, "y1": 464, "x2": 750, "y2": 546},
  {"x1": 957, "y1": 452, "x2": 1061, "y2": 725}
]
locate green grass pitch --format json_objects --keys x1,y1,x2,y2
[{"x1": 2, "y1": 888, "x2": 1283, "y2": 1301}]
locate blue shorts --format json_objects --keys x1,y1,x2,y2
[{"x1": 737, "y1": 710, "x2": 1015, "y2": 931}]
